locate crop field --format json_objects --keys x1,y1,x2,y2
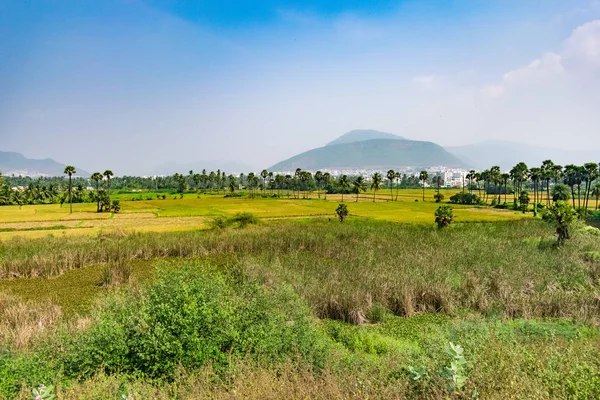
[{"x1": 0, "y1": 189, "x2": 526, "y2": 241}]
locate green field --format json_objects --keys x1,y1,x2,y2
[
  {"x1": 1, "y1": 189, "x2": 599, "y2": 399},
  {"x1": 0, "y1": 189, "x2": 526, "y2": 241}
]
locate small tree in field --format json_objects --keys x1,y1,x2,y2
[
  {"x1": 435, "y1": 205, "x2": 453, "y2": 228},
  {"x1": 336, "y1": 203, "x2": 349, "y2": 222},
  {"x1": 519, "y1": 191, "x2": 530, "y2": 213},
  {"x1": 543, "y1": 201, "x2": 575, "y2": 246},
  {"x1": 434, "y1": 193, "x2": 445, "y2": 203}
]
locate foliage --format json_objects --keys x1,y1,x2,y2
[
  {"x1": 335, "y1": 203, "x2": 349, "y2": 222},
  {"x1": 519, "y1": 190, "x2": 530, "y2": 213},
  {"x1": 210, "y1": 213, "x2": 259, "y2": 229},
  {"x1": 440, "y1": 342, "x2": 469, "y2": 394},
  {"x1": 435, "y1": 206, "x2": 454, "y2": 228},
  {"x1": 542, "y1": 201, "x2": 576, "y2": 245},
  {"x1": 449, "y1": 193, "x2": 480, "y2": 205},
  {"x1": 433, "y1": 193, "x2": 444, "y2": 203},
  {"x1": 32, "y1": 384, "x2": 56, "y2": 400},
  {"x1": 552, "y1": 183, "x2": 571, "y2": 202}
]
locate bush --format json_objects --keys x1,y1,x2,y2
[
  {"x1": 449, "y1": 193, "x2": 480, "y2": 205},
  {"x1": 552, "y1": 184, "x2": 571, "y2": 202},
  {"x1": 58, "y1": 265, "x2": 328, "y2": 380},
  {"x1": 433, "y1": 193, "x2": 445, "y2": 203},
  {"x1": 435, "y1": 206, "x2": 454, "y2": 228},
  {"x1": 542, "y1": 201, "x2": 576, "y2": 245},
  {"x1": 335, "y1": 203, "x2": 349, "y2": 222},
  {"x1": 210, "y1": 213, "x2": 259, "y2": 229}
]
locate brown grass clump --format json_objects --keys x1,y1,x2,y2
[{"x1": 0, "y1": 292, "x2": 61, "y2": 350}]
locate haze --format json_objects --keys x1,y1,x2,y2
[{"x1": 2, "y1": 0, "x2": 600, "y2": 175}]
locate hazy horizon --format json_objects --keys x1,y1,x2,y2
[{"x1": 2, "y1": 0, "x2": 600, "y2": 175}]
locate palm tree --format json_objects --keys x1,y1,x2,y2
[
  {"x1": 352, "y1": 176, "x2": 366, "y2": 202},
  {"x1": 314, "y1": 171, "x2": 323, "y2": 199},
  {"x1": 386, "y1": 170, "x2": 396, "y2": 201},
  {"x1": 501, "y1": 173, "x2": 510, "y2": 203},
  {"x1": 322, "y1": 172, "x2": 331, "y2": 200},
  {"x1": 583, "y1": 162, "x2": 599, "y2": 212},
  {"x1": 395, "y1": 171, "x2": 401, "y2": 201},
  {"x1": 371, "y1": 173, "x2": 382, "y2": 202},
  {"x1": 261, "y1": 169, "x2": 269, "y2": 193},
  {"x1": 64, "y1": 165, "x2": 76, "y2": 214},
  {"x1": 294, "y1": 168, "x2": 302, "y2": 199},
  {"x1": 418, "y1": 171, "x2": 428, "y2": 201},
  {"x1": 529, "y1": 167, "x2": 542, "y2": 215},
  {"x1": 563, "y1": 165, "x2": 578, "y2": 207},
  {"x1": 338, "y1": 175, "x2": 349, "y2": 202},
  {"x1": 91, "y1": 172, "x2": 103, "y2": 212},
  {"x1": 541, "y1": 160, "x2": 555, "y2": 206},
  {"x1": 103, "y1": 170, "x2": 114, "y2": 201},
  {"x1": 593, "y1": 182, "x2": 600, "y2": 210},
  {"x1": 466, "y1": 170, "x2": 476, "y2": 194}
]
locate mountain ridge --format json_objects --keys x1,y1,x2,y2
[{"x1": 0, "y1": 151, "x2": 89, "y2": 177}]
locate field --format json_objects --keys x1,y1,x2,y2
[
  {"x1": 1, "y1": 190, "x2": 599, "y2": 399},
  {"x1": 0, "y1": 189, "x2": 526, "y2": 240}
]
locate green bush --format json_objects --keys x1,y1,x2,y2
[
  {"x1": 57, "y1": 265, "x2": 327, "y2": 380},
  {"x1": 335, "y1": 203, "x2": 349, "y2": 222},
  {"x1": 449, "y1": 193, "x2": 480, "y2": 205},
  {"x1": 433, "y1": 193, "x2": 445, "y2": 203},
  {"x1": 435, "y1": 206, "x2": 454, "y2": 229}
]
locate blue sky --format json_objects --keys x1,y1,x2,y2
[{"x1": 2, "y1": 0, "x2": 600, "y2": 174}]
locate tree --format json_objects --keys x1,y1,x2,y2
[
  {"x1": 294, "y1": 168, "x2": 302, "y2": 199},
  {"x1": 500, "y1": 173, "x2": 510, "y2": 204},
  {"x1": 541, "y1": 160, "x2": 555, "y2": 206},
  {"x1": 466, "y1": 170, "x2": 475, "y2": 194},
  {"x1": 338, "y1": 175, "x2": 350, "y2": 202},
  {"x1": 335, "y1": 203, "x2": 349, "y2": 222},
  {"x1": 509, "y1": 162, "x2": 528, "y2": 203},
  {"x1": 593, "y1": 182, "x2": 600, "y2": 210},
  {"x1": 419, "y1": 171, "x2": 428, "y2": 201},
  {"x1": 529, "y1": 167, "x2": 541, "y2": 215},
  {"x1": 370, "y1": 172, "x2": 382, "y2": 202},
  {"x1": 563, "y1": 164, "x2": 578, "y2": 208},
  {"x1": 352, "y1": 176, "x2": 366, "y2": 202},
  {"x1": 103, "y1": 170, "x2": 114, "y2": 202},
  {"x1": 551, "y1": 184, "x2": 571, "y2": 202},
  {"x1": 386, "y1": 169, "x2": 396, "y2": 201},
  {"x1": 228, "y1": 174, "x2": 237, "y2": 193},
  {"x1": 322, "y1": 172, "x2": 331, "y2": 200},
  {"x1": 519, "y1": 190, "x2": 530, "y2": 213},
  {"x1": 91, "y1": 172, "x2": 103, "y2": 212},
  {"x1": 64, "y1": 165, "x2": 76, "y2": 214},
  {"x1": 435, "y1": 205, "x2": 453, "y2": 228},
  {"x1": 583, "y1": 162, "x2": 599, "y2": 212},
  {"x1": 543, "y1": 201, "x2": 576, "y2": 246},
  {"x1": 314, "y1": 171, "x2": 323, "y2": 199}
]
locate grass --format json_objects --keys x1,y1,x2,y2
[{"x1": 0, "y1": 190, "x2": 526, "y2": 240}]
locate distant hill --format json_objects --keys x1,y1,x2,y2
[
  {"x1": 326, "y1": 129, "x2": 405, "y2": 146},
  {"x1": 446, "y1": 141, "x2": 600, "y2": 171},
  {"x1": 270, "y1": 138, "x2": 469, "y2": 171},
  {"x1": 0, "y1": 151, "x2": 89, "y2": 177}
]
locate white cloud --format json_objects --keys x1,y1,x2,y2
[
  {"x1": 481, "y1": 19, "x2": 600, "y2": 98},
  {"x1": 563, "y1": 19, "x2": 600, "y2": 67}
]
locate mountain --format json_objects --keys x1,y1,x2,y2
[
  {"x1": 152, "y1": 160, "x2": 253, "y2": 176},
  {"x1": 270, "y1": 137, "x2": 469, "y2": 172},
  {"x1": 0, "y1": 151, "x2": 89, "y2": 177},
  {"x1": 447, "y1": 140, "x2": 600, "y2": 171},
  {"x1": 326, "y1": 129, "x2": 405, "y2": 146}
]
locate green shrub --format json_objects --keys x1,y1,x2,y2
[
  {"x1": 57, "y1": 265, "x2": 327, "y2": 380},
  {"x1": 335, "y1": 203, "x2": 348, "y2": 222},
  {"x1": 433, "y1": 193, "x2": 445, "y2": 203},
  {"x1": 543, "y1": 201, "x2": 576, "y2": 245},
  {"x1": 449, "y1": 193, "x2": 480, "y2": 205},
  {"x1": 435, "y1": 206, "x2": 454, "y2": 229}
]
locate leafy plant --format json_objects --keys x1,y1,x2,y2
[
  {"x1": 435, "y1": 205, "x2": 454, "y2": 228},
  {"x1": 433, "y1": 193, "x2": 445, "y2": 203},
  {"x1": 543, "y1": 201, "x2": 576, "y2": 245},
  {"x1": 335, "y1": 203, "x2": 349, "y2": 222},
  {"x1": 440, "y1": 342, "x2": 468, "y2": 394},
  {"x1": 32, "y1": 384, "x2": 55, "y2": 400}
]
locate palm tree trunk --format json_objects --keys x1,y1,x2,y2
[
  {"x1": 373, "y1": 189, "x2": 376, "y2": 202},
  {"x1": 422, "y1": 182, "x2": 425, "y2": 201},
  {"x1": 395, "y1": 178, "x2": 399, "y2": 201},
  {"x1": 69, "y1": 175, "x2": 73, "y2": 214},
  {"x1": 390, "y1": 183, "x2": 393, "y2": 202},
  {"x1": 341, "y1": 191, "x2": 344, "y2": 202}
]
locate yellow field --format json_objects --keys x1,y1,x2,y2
[{"x1": 0, "y1": 189, "x2": 528, "y2": 240}]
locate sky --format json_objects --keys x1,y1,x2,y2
[{"x1": 1, "y1": 0, "x2": 600, "y2": 175}]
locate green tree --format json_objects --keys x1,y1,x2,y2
[
  {"x1": 543, "y1": 201, "x2": 576, "y2": 246},
  {"x1": 551, "y1": 183, "x2": 571, "y2": 202},
  {"x1": 583, "y1": 162, "x2": 599, "y2": 212},
  {"x1": 314, "y1": 171, "x2": 323, "y2": 199},
  {"x1": 352, "y1": 176, "x2": 366, "y2": 202},
  {"x1": 593, "y1": 182, "x2": 600, "y2": 210},
  {"x1": 91, "y1": 172, "x2": 103, "y2": 212},
  {"x1": 386, "y1": 169, "x2": 396, "y2": 201},
  {"x1": 500, "y1": 173, "x2": 510, "y2": 204},
  {"x1": 419, "y1": 171, "x2": 429, "y2": 201},
  {"x1": 370, "y1": 172, "x2": 382, "y2": 202},
  {"x1": 322, "y1": 172, "x2": 331, "y2": 200},
  {"x1": 338, "y1": 175, "x2": 349, "y2": 202},
  {"x1": 103, "y1": 170, "x2": 114, "y2": 202},
  {"x1": 519, "y1": 190, "x2": 530, "y2": 213},
  {"x1": 64, "y1": 165, "x2": 76, "y2": 214},
  {"x1": 529, "y1": 167, "x2": 542, "y2": 215},
  {"x1": 541, "y1": 160, "x2": 555, "y2": 206},
  {"x1": 435, "y1": 205, "x2": 453, "y2": 228},
  {"x1": 335, "y1": 203, "x2": 349, "y2": 222}
]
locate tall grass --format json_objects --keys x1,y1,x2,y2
[{"x1": 2, "y1": 220, "x2": 600, "y2": 323}]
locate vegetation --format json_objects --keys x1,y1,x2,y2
[
  {"x1": 434, "y1": 205, "x2": 453, "y2": 228},
  {"x1": 335, "y1": 203, "x2": 348, "y2": 222}
]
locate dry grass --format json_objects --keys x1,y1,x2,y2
[{"x1": 0, "y1": 292, "x2": 61, "y2": 350}]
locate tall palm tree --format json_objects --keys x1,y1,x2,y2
[
  {"x1": 371, "y1": 173, "x2": 382, "y2": 202},
  {"x1": 583, "y1": 162, "x2": 599, "y2": 212},
  {"x1": 338, "y1": 175, "x2": 349, "y2": 202},
  {"x1": 563, "y1": 164, "x2": 578, "y2": 207},
  {"x1": 294, "y1": 168, "x2": 302, "y2": 199},
  {"x1": 395, "y1": 171, "x2": 401, "y2": 201},
  {"x1": 322, "y1": 172, "x2": 331, "y2": 200},
  {"x1": 418, "y1": 171, "x2": 428, "y2": 201},
  {"x1": 352, "y1": 176, "x2": 366, "y2": 202},
  {"x1": 529, "y1": 167, "x2": 542, "y2": 215},
  {"x1": 260, "y1": 169, "x2": 268, "y2": 193},
  {"x1": 103, "y1": 170, "x2": 114, "y2": 201},
  {"x1": 541, "y1": 160, "x2": 555, "y2": 206},
  {"x1": 467, "y1": 170, "x2": 476, "y2": 194},
  {"x1": 64, "y1": 165, "x2": 76, "y2": 214},
  {"x1": 593, "y1": 182, "x2": 600, "y2": 210},
  {"x1": 501, "y1": 173, "x2": 510, "y2": 204},
  {"x1": 314, "y1": 171, "x2": 323, "y2": 199},
  {"x1": 91, "y1": 172, "x2": 103, "y2": 212},
  {"x1": 386, "y1": 170, "x2": 395, "y2": 201}
]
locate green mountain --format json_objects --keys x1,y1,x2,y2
[
  {"x1": 270, "y1": 136, "x2": 469, "y2": 171},
  {"x1": 0, "y1": 151, "x2": 89, "y2": 177},
  {"x1": 326, "y1": 129, "x2": 405, "y2": 146}
]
